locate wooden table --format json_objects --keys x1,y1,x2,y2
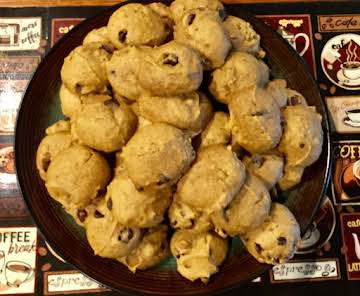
[{"x1": 0, "y1": 0, "x2": 347, "y2": 7}]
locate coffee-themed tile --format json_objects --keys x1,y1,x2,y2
[
  {"x1": 325, "y1": 96, "x2": 360, "y2": 134},
  {"x1": 332, "y1": 141, "x2": 360, "y2": 205},
  {"x1": 257, "y1": 15, "x2": 316, "y2": 75},
  {"x1": 269, "y1": 258, "x2": 340, "y2": 283},
  {"x1": 43, "y1": 270, "x2": 108, "y2": 295},
  {"x1": 340, "y1": 213, "x2": 360, "y2": 280},
  {"x1": 0, "y1": 17, "x2": 42, "y2": 51},
  {"x1": 318, "y1": 15, "x2": 360, "y2": 33},
  {"x1": 321, "y1": 33, "x2": 360, "y2": 90},
  {"x1": 0, "y1": 143, "x2": 16, "y2": 191},
  {"x1": 0, "y1": 56, "x2": 40, "y2": 135},
  {"x1": 51, "y1": 18, "x2": 84, "y2": 46},
  {"x1": 0, "y1": 227, "x2": 38, "y2": 294}
]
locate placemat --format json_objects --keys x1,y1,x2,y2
[{"x1": 1, "y1": 2, "x2": 360, "y2": 295}]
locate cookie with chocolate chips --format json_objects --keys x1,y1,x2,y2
[
  {"x1": 118, "y1": 224, "x2": 170, "y2": 272},
  {"x1": 241, "y1": 203, "x2": 300, "y2": 265},
  {"x1": 170, "y1": 229, "x2": 228, "y2": 283},
  {"x1": 85, "y1": 200, "x2": 142, "y2": 259},
  {"x1": 61, "y1": 42, "x2": 111, "y2": 95},
  {"x1": 107, "y1": 3, "x2": 170, "y2": 49}
]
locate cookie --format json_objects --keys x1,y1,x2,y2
[
  {"x1": 242, "y1": 203, "x2": 300, "y2": 265},
  {"x1": 176, "y1": 145, "x2": 246, "y2": 214},
  {"x1": 45, "y1": 145, "x2": 110, "y2": 209},
  {"x1": 173, "y1": 10, "x2": 231, "y2": 69},
  {"x1": 147, "y1": 2, "x2": 174, "y2": 29},
  {"x1": 211, "y1": 174, "x2": 271, "y2": 237},
  {"x1": 36, "y1": 120, "x2": 72, "y2": 181},
  {"x1": 243, "y1": 153, "x2": 284, "y2": 190},
  {"x1": 59, "y1": 84, "x2": 111, "y2": 118},
  {"x1": 71, "y1": 102, "x2": 137, "y2": 153},
  {"x1": 170, "y1": 0, "x2": 225, "y2": 23},
  {"x1": 61, "y1": 42, "x2": 111, "y2": 95},
  {"x1": 137, "y1": 91, "x2": 212, "y2": 136},
  {"x1": 169, "y1": 199, "x2": 212, "y2": 233},
  {"x1": 107, "y1": 3, "x2": 170, "y2": 49},
  {"x1": 200, "y1": 112, "x2": 230, "y2": 148},
  {"x1": 229, "y1": 85, "x2": 282, "y2": 153},
  {"x1": 83, "y1": 26, "x2": 110, "y2": 45},
  {"x1": 223, "y1": 16, "x2": 261, "y2": 55},
  {"x1": 105, "y1": 174, "x2": 172, "y2": 228},
  {"x1": 278, "y1": 164, "x2": 305, "y2": 191},
  {"x1": 279, "y1": 105, "x2": 323, "y2": 167},
  {"x1": 85, "y1": 200, "x2": 142, "y2": 259},
  {"x1": 138, "y1": 41, "x2": 203, "y2": 96},
  {"x1": 121, "y1": 123, "x2": 195, "y2": 189},
  {"x1": 209, "y1": 52, "x2": 270, "y2": 104},
  {"x1": 266, "y1": 79, "x2": 288, "y2": 108},
  {"x1": 170, "y1": 229, "x2": 228, "y2": 283},
  {"x1": 107, "y1": 46, "x2": 148, "y2": 101},
  {"x1": 119, "y1": 224, "x2": 170, "y2": 272}
]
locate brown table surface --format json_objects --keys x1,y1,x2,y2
[{"x1": 0, "y1": 0, "x2": 348, "y2": 7}]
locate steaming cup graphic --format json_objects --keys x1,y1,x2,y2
[
  {"x1": 346, "y1": 108, "x2": 360, "y2": 123},
  {"x1": 352, "y1": 160, "x2": 360, "y2": 188},
  {"x1": 5, "y1": 261, "x2": 34, "y2": 287},
  {"x1": 341, "y1": 61, "x2": 360, "y2": 80}
]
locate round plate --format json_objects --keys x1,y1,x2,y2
[{"x1": 15, "y1": 1, "x2": 331, "y2": 295}]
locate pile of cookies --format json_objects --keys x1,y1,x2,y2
[{"x1": 36, "y1": 0, "x2": 323, "y2": 283}]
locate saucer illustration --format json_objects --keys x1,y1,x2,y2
[
  {"x1": 337, "y1": 70, "x2": 360, "y2": 86},
  {"x1": 343, "y1": 117, "x2": 360, "y2": 127}
]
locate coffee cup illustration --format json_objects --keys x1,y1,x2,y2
[
  {"x1": 277, "y1": 27, "x2": 310, "y2": 56},
  {"x1": 0, "y1": 251, "x2": 5, "y2": 273},
  {"x1": 346, "y1": 109, "x2": 360, "y2": 123},
  {"x1": 352, "y1": 160, "x2": 360, "y2": 186},
  {"x1": 5, "y1": 261, "x2": 34, "y2": 287},
  {"x1": 341, "y1": 61, "x2": 360, "y2": 80}
]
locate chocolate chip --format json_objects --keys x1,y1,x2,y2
[
  {"x1": 163, "y1": 53, "x2": 178, "y2": 66},
  {"x1": 288, "y1": 95, "x2": 301, "y2": 106},
  {"x1": 94, "y1": 210, "x2": 104, "y2": 218},
  {"x1": 254, "y1": 243, "x2": 263, "y2": 253},
  {"x1": 275, "y1": 257, "x2": 280, "y2": 264},
  {"x1": 299, "y1": 143, "x2": 305, "y2": 148},
  {"x1": 138, "y1": 186, "x2": 144, "y2": 192},
  {"x1": 157, "y1": 175, "x2": 171, "y2": 186},
  {"x1": 175, "y1": 254, "x2": 180, "y2": 259},
  {"x1": 75, "y1": 83, "x2": 82, "y2": 93},
  {"x1": 77, "y1": 209, "x2": 88, "y2": 222},
  {"x1": 219, "y1": 9, "x2": 226, "y2": 19},
  {"x1": 118, "y1": 227, "x2": 133, "y2": 243},
  {"x1": 277, "y1": 237, "x2": 287, "y2": 246},
  {"x1": 107, "y1": 198, "x2": 113, "y2": 211},
  {"x1": 251, "y1": 111, "x2": 264, "y2": 116},
  {"x1": 110, "y1": 70, "x2": 116, "y2": 75},
  {"x1": 100, "y1": 43, "x2": 114, "y2": 54},
  {"x1": 187, "y1": 14, "x2": 196, "y2": 25},
  {"x1": 118, "y1": 30, "x2": 127, "y2": 43}
]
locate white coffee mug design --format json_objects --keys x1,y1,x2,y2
[{"x1": 5, "y1": 260, "x2": 34, "y2": 287}]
